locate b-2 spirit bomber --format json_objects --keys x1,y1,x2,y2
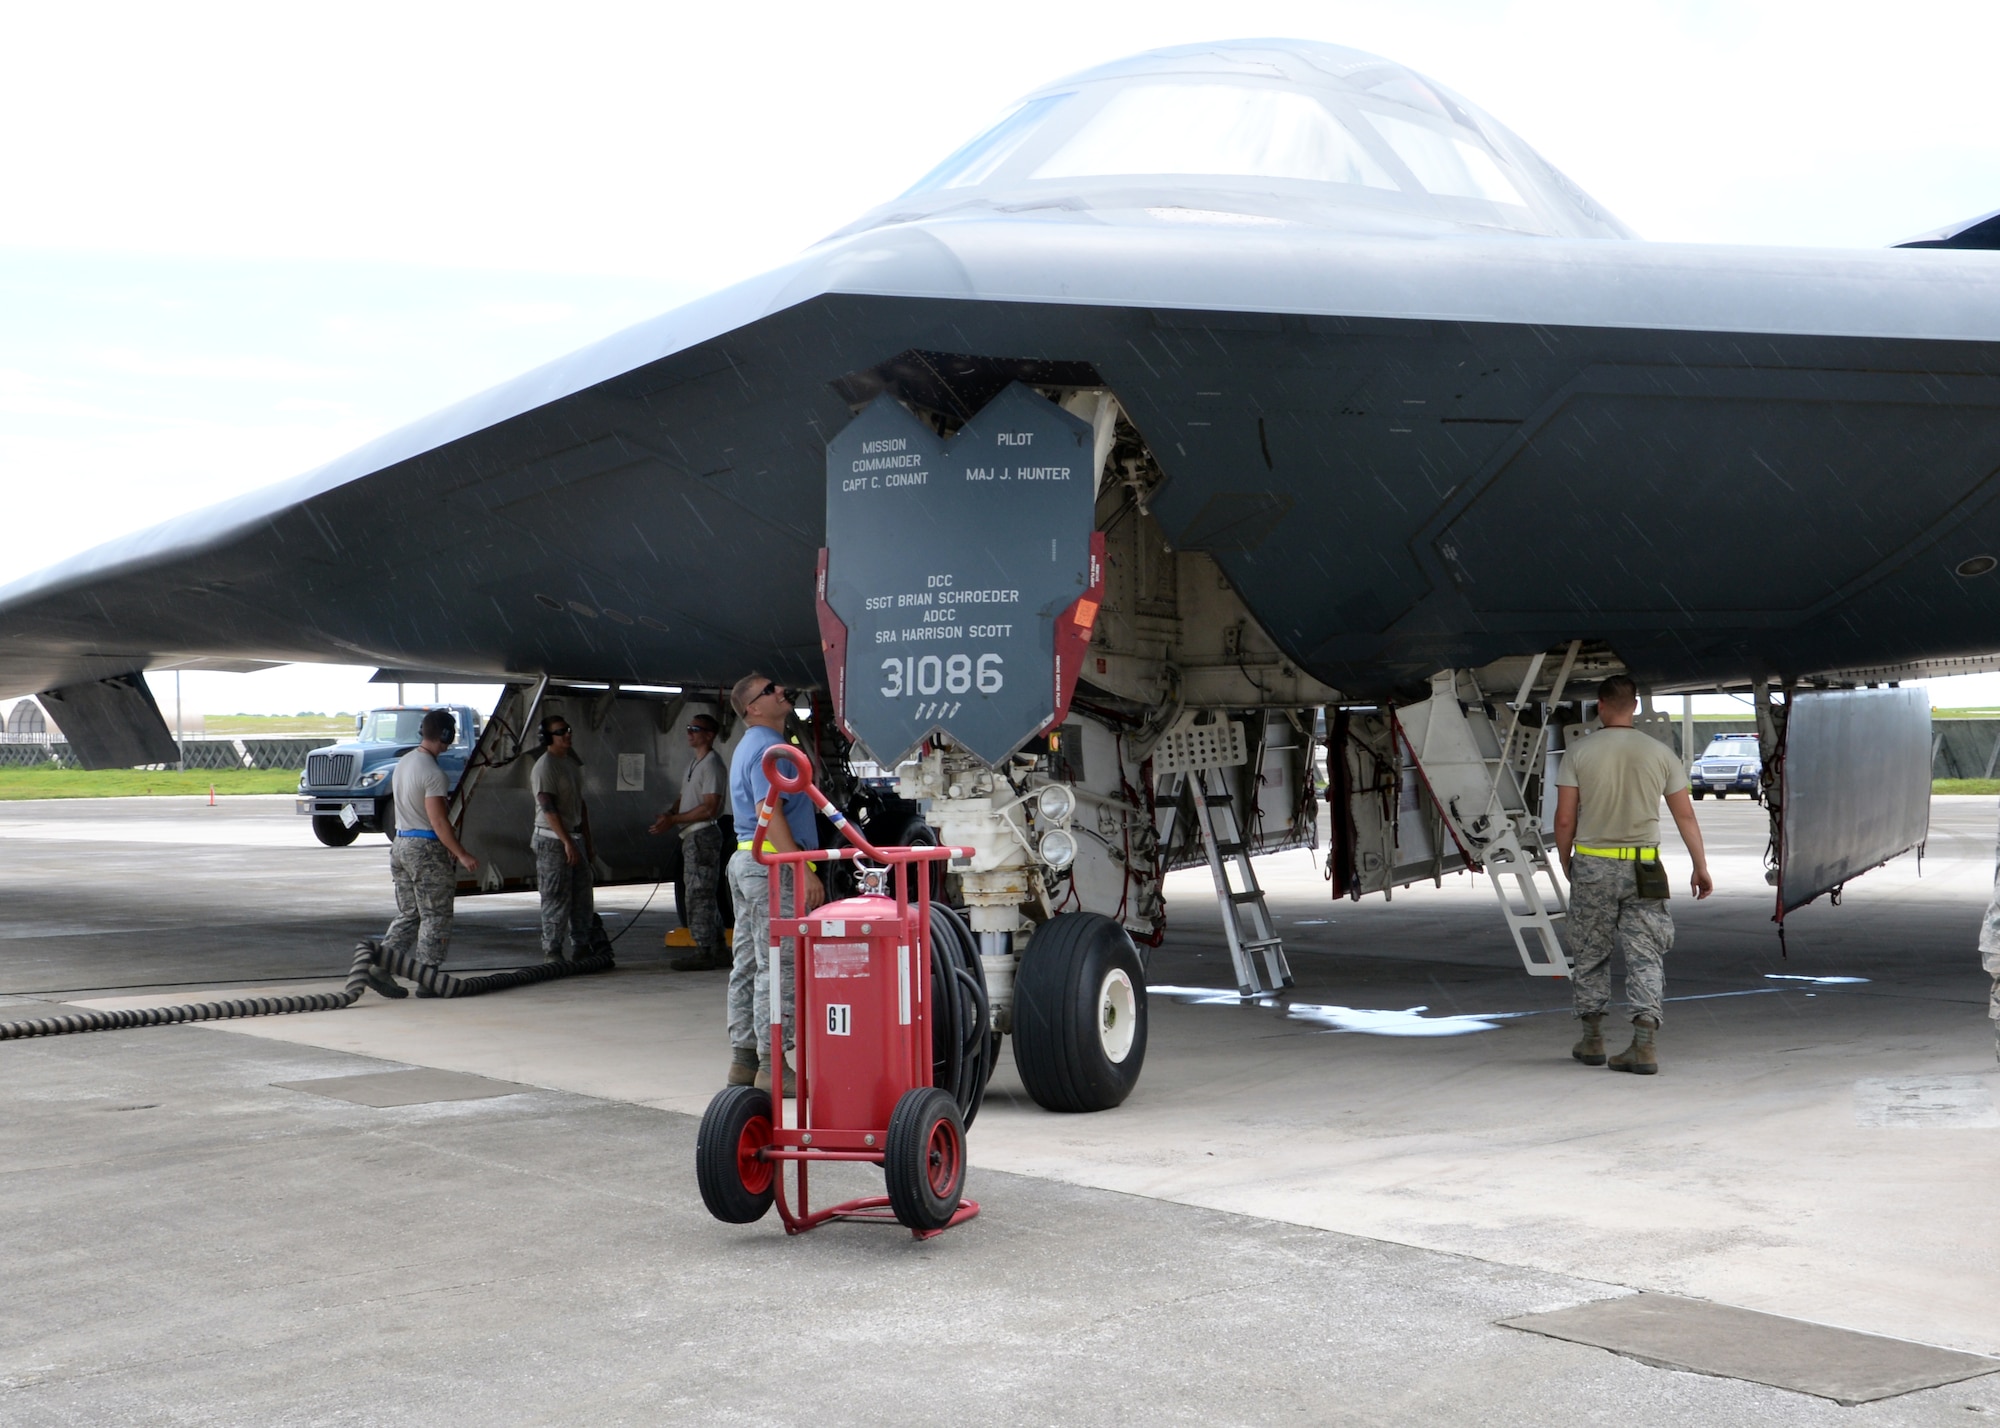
[{"x1": 3, "y1": 39, "x2": 1995, "y2": 1111}]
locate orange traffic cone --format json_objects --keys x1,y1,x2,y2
[{"x1": 207, "y1": 783, "x2": 215, "y2": 807}]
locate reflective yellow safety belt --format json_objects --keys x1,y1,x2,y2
[
  {"x1": 737, "y1": 840, "x2": 815, "y2": 869},
  {"x1": 1574, "y1": 844, "x2": 1660, "y2": 861}
]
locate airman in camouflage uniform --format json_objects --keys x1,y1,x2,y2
[
  {"x1": 379, "y1": 708, "x2": 479, "y2": 989},
  {"x1": 530, "y1": 714, "x2": 613, "y2": 963},
  {"x1": 1553, "y1": 675, "x2": 1713, "y2": 1073},
  {"x1": 651, "y1": 711, "x2": 731, "y2": 971}
]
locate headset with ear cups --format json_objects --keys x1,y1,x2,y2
[
  {"x1": 538, "y1": 713, "x2": 566, "y2": 751},
  {"x1": 419, "y1": 708, "x2": 456, "y2": 746}
]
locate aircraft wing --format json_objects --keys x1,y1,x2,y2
[{"x1": 7, "y1": 218, "x2": 2000, "y2": 724}]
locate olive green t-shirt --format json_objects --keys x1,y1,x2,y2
[{"x1": 1555, "y1": 726, "x2": 1688, "y2": 847}]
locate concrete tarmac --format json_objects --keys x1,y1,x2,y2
[{"x1": 3, "y1": 793, "x2": 1998, "y2": 1423}]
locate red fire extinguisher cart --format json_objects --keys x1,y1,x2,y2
[{"x1": 695, "y1": 745, "x2": 980, "y2": 1239}]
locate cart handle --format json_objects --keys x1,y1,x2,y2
[{"x1": 752, "y1": 743, "x2": 969, "y2": 867}]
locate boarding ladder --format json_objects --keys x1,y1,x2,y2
[
  {"x1": 1485, "y1": 641, "x2": 1582, "y2": 976},
  {"x1": 1403, "y1": 644, "x2": 1581, "y2": 977},
  {"x1": 1156, "y1": 718, "x2": 1293, "y2": 996},
  {"x1": 1193, "y1": 769, "x2": 1293, "y2": 994}
]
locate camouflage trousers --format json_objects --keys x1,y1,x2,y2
[
  {"x1": 1568, "y1": 853, "x2": 1673, "y2": 1024},
  {"x1": 384, "y1": 836, "x2": 456, "y2": 967},
  {"x1": 682, "y1": 823, "x2": 728, "y2": 963},
  {"x1": 726, "y1": 850, "x2": 795, "y2": 1056},
  {"x1": 534, "y1": 835, "x2": 596, "y2": 959},
  {"x1": 1979, "y1": 818, "x2": 2000, "y2": 1023}
]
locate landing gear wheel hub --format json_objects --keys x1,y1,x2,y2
[{"x1": 1098, "y1": 968, "x2": 1137, "y2": 1063}]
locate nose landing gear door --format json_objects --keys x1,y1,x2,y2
[{"x1": 817, "y1": 382, "x2": 1103, "y2": 770}]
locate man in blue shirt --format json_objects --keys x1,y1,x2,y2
[{"x1": 724, "y1": 672, "x2": 823, "y2": 1092}]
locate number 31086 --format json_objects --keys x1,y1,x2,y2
[{"x1": 880, "y1": 653, "x2": 1003, "y2": 698}]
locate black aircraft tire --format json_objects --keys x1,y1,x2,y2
[
  {"x1": 892, "y1": 815, "x2": 944, "y2": 903},
  {"x1": 1012, "y1": 912, "x2": 1148, "y2": 1114},
  {"x1": 311, "y1": 816, "x2": 360, "y2": 848},
  {"x1": 883, "y1": 1086, "x2": 967, "y2": 1232},
  {"x1": 695, "y1": 1085, "x2": 776, "y2": 1224}
]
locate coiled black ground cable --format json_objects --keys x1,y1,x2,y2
[
  {"x1": 373, "y1": 939, "x2": 614, "y2": 997},
  {"x1": 0, "y1": 940, "x2": 614, "y2": 1042}
]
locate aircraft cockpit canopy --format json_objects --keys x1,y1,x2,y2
[{"x1": 838, "y1": 40, "x2": 1630, "y2": 242}]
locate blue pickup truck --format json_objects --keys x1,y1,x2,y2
[{"x1": 295, "y1": 705, "x2": 483, "y2": 846}]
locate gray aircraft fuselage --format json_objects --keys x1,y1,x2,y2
[{"x1": 5, "y1": 39, "x2": 2000, "y2": 703}]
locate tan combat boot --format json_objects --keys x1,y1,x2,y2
[
  {"x1": 1608, "y1": 1016, "x2": 1660, "y2": 1075},
  {"x1": 754, "y1": 1054, "x2": 793, "y2": 1097},
  {"x1": 726, "y1": 1046, "x2": 758, "y2": 1087},
  {"x1": 1571, "y1": 1014, "x2": 1606, "y2": 1066}
]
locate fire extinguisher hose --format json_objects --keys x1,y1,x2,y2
[{"x1": 928, "y1": 903, "x2": 992, "y2": 1127}]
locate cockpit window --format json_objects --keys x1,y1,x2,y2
[
  {"x1": 1362, "y1": 111, "x2": 1524, "y2": 205},
  {"x1": 1031, "y1": 83, "x2": 1397, "y2": 189},
  {"x1": 1362, "y1": 74, "x2": 1457, "y2": 121},
  {"x1": 903, "y1": 93, "x2": 1073, "y2": 194}
]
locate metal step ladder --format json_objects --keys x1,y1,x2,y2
[
  {"x1": 1475, "y1": 824, "x2": 1569, "y2": 977},
  {"x1": 1153, "y1": 716, "x2": 1293, "y2": 996},
  {"x1": 1191, "y1": 767, "x2": 1293, "y2": 996},
  {"x1": 1477, "y1": 642, "x2": 1580, "y2": 977},
  {"x1": 1397, "y1": 649, "x2": 1578, "y2": 978}
]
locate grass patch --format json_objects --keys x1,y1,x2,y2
[
  {"x1": 200, "y1": 715, "x2": 354, "y2": 736},
  {"x1": 1934, "y1": 779, "x2": 2000, "y2": 796},
  {"x1": 0, "y1": 768, "x2": 301, "y2": 800}
]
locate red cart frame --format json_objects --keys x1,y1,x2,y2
[{"x1": 750, "y1": 743, "x2": 979, "y2": 1239}]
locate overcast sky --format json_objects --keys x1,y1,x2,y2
[{"x1": 4, "y1": 0, "x2": 2000, "y2": 719}]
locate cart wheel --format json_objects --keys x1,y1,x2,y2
[
  {"x1": 695, "y1": 1085, "x2": 775, "y2": 1223},
  {"x1": 311, "y1": 816, "x2": 360, "y2": 847},
  {"x1": 1012, "y1": 912, "x2": 1148, "y2": 1113},
  {"x1": 884, "y1": 1086, "x2": 966, "y2": 1232}
]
